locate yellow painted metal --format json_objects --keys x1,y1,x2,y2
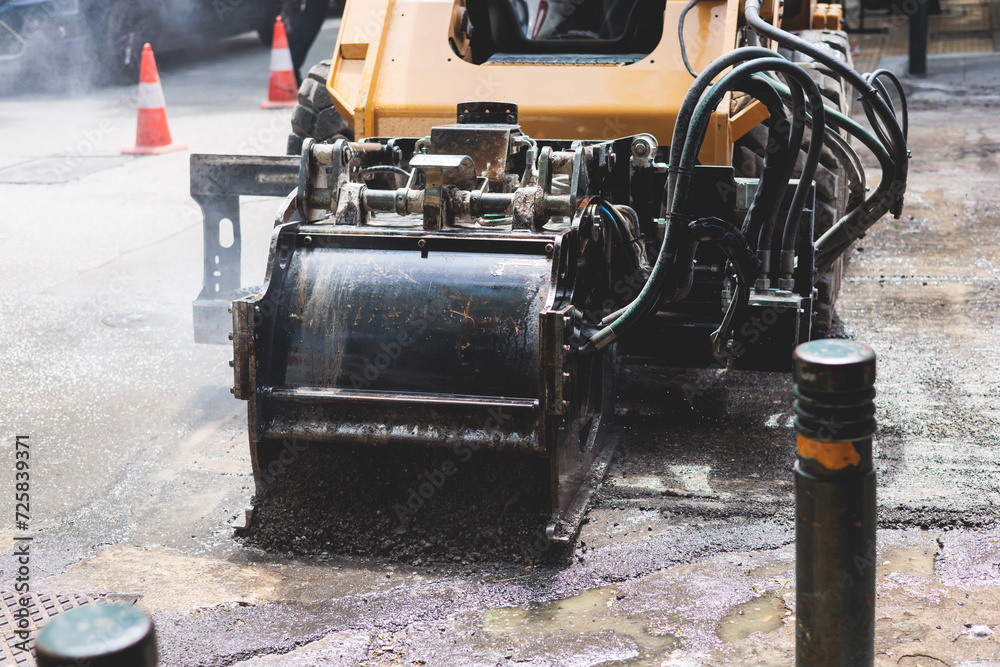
[
  {"x1": 328, "y1": 0, "x2": 783, "y2": 166},
  {"x1": 730, "y1": 99, "x2": 771, "y2": 144}
]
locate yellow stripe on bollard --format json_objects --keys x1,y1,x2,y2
[{"x1": 796, "y1": 434, "x2": 861, "y2": 470}]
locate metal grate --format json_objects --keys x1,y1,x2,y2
[{"x1": 0, "y1": 591, "x2": 115, "y2": 666}]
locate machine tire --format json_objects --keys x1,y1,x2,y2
[
  {"x1": 733, "y1": 29, "x2": 854, "y2": 338},
  {"x1": 286, "y1": 59, "x2": 355, "y2": 155}
]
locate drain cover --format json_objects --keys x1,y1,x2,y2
[{"x1": 0, "y1": 591, "x2": 137, "y2": 664}]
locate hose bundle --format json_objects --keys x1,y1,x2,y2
[{"x1": 582, "y1": 3, "x2": 908, "y2": 355}]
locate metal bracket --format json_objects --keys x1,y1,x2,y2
[{"x1": 190, "y1": 153, "x2": 299, "y2": 344}]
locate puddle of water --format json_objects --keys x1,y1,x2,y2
[
  {"x1": 483, "y1": 587, "x2": 678, "y2": 664},
  {"x1": 880, "y1": 545, "x2": 937, "y2": 577},
  {"x1": 717, "y1": 593, "x2": 787, "y2": 642}
]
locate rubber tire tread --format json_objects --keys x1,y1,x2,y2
[{"x1": 287, "y1": 59, "x2": 354, "y2": 156}]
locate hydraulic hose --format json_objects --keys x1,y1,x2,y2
[
  {"x1": 585, "y1": 8, "x2": 907, "y2": 351},
  {"x1": 688, "y1": 217, "x2": 762, "y2": 358},
  {"x1": 678, "y1": 0, "x2": 707, "y2": 77},
  {"x1": 744, "y1": 0, "x2": 908, "y2": 257},
  {"x1": 678, "y1": 59, "x2": 825, "y2": 288},
  {"x1": 867, "y1": 69, "x2": 908, "y2": 141},
  {"x1": 578, "y1": 46, "x2": 783, "y2": 351},
  {"x1": 734, "y1": 76, "x2": 795, "y2": 258},
  {"x1": 761, "y1": 73, "x2": 900, "y2": 271},
  {"x1": 767, "y1": 73, "x2": 806, "y2": 278},
  {"x1": 586, "y1": 46, "x2": 832, "y2": 352}
]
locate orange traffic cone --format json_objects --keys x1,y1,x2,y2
[
  {"x1": 122, "y1": 44, "x2": 187, "y2": 155},
  {"x1": 261, "y1": 17, "x2": 297, "y2": 109}
]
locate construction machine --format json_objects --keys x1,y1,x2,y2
[{"x1": 192, "y1": 0, "x2": 908, "y2": 542}]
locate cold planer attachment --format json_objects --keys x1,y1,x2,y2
[
  {"x1": 233, "y1": 222, "x2": 619, "y2": 541},
  {"x1": 222, "y1": 103, "x2": 661, "y2": 541}
]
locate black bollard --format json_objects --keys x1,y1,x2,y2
[
  {"x1": 36, "y1": 603, "x2": 158, "y2": 667},
  {"x1": 909, "y1": 0, "x2": 928, "y2": 76},
  {"x1": 793, "y1": 340, "x2": 877, "y2": 667}
]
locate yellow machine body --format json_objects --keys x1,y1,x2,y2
[{"x1": 323, "y1": 0, "x2": 799, "y2": 165}]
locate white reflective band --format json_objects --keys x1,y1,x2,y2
[
  {"x1": 138, "y1": 82, "x2": 166, "y2": 109},
  {"x1": 271, "y1": 48, "x2": 293, "y2": 72}
]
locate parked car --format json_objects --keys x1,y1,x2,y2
[
  {"x1": 0, "y1": 0, "x2": 313, "y2": 86},
  {"x1": 0, "y1": 0, "x2": 89, "y2": 69}
]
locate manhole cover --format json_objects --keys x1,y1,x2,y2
[
  {"x1": 0, "y1": 591, "x2": 137, "y2": 665},
  {"x1": 0, "y1": 156, "x2": 133, "y2": 184}
]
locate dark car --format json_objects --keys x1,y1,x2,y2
[
  {"x1": 0, "y1": 0, "x2": 310, "y2": 85},
  {"x1": 0, "y1": 0, "x2": 89, "y2": 66},
  {"x1": 82, "y1": 0, "x2": 295, "y2": 84}
]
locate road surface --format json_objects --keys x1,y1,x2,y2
[{"x1": 1, "y1": 19, "x2": 999, "y2": 667}]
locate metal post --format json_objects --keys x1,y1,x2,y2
[
  {"x1": 793, "y1": 340, "x2": 877, "y2": 667},
  {"x1": 909, "y1": 0, "x2": 928, "y2": 76}
]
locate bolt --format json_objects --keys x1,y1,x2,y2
[
  {"x1": 545, "y1": 243, "x2": 554, "y2": 254},
  {"x1": 417, "y1": 239, "x2": 427, "y2": 249},
  {"x1": 228, "y1": 332, "x2": 234, "y2": 341},
  {"x1": 303, "y1": 235, "x2": 313, "y2": 245}
]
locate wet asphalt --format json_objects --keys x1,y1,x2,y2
[{"x1": 1, "y1": 19, "x2": 1000, "y2": 667}]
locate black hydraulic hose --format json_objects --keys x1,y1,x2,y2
[
  {"x1": 823, "y1": 126, "x2": 867, "y2": 212},
  {"x1": 678, "y1": 59, "x2": 826, "y2": 287},
  {"x1": 678, "y1": 0, "x2": 706, "y2": 77},
  {"x1": 761, "y1": 73, "x2": 900, "y2": 271},
  {"x1": 585, "y1": 54, "x2": 824, "y2": 353},
  {"x1": 870, "y1": 69, "x2": 908, "y2": 140},
  {"x1": 574, "y1": 47, "x2": 782, "y2": 351},
  {"x1": 667, "y1": 46, "x2": 778, "y2": 207},
  {"x1": 866, "y1": 78, "x2": 896, "y2": 153},
  {"x1": 360, "y1": 165, "x2": 412, "y2": 179},
  {"x1": 733, "y1": 76, "x2": 795, "y2": 260},
  {"x1": 744, "y1": 0, "x2": 908, "y2": 223},
  {"x1": 868, "y1": 69, "x2": 909, "y2": 142},
  {"x1": 768, "y1": 73, "x2": 807, "y2": 276},
  {"x1": 688, "y1": 217, "x2": 762, "y2": 357}
]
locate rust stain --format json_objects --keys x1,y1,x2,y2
[
  {"x1": 797, "y1": 434, "x2": 861, "y2": 470},
  {"x1": 447, "y1": 309, "x2": 475, "y2": 325}
]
